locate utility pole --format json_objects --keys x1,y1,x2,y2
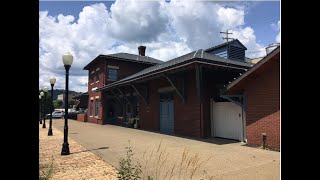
[{"x1": 220, "y1": 29, "x2": 234, "y2": 42}]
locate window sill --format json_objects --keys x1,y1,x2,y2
[
  {"x1": 96, "y1": 80, "x2": 99, "y2": 83},
  {"x1": 89, "y1": 116, "x2": 93, "y2": 117},
  {"x1": 90, "y1": 83, "x2": 94, "y2": 85},
  {"x1": 95, "y1": 116, "x2": 99, "y2": 119}
]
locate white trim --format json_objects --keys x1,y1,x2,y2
[
  {"x1": 91, "y1": 83, "x2": 94, "y2": 85},
  {"x1": 89, "y1": 116, "x2": 93, "y2": 117},
  {"x1": 92, "y1": 87, "x2": 97, "y2": 91},
  {"x1": 95, "y1": 116, "x2": 99, "y2": 118},
  {"x1": 95, "y1": 80, "x2": 99, "y2": 83},
  {"x1": 91, "y1": 71, "x2": 95, "y2": 74},
  {"x1": 90, "y1": 97, "x2": 94, "y2": 100},
  {"x1": 96, "y1": 67, "x2": 100, "y2": 71},
  {"x1": 107, "y1": 65, "x2": 119, "y2": 69},
  {"x1": 95, "y1": 96, "x2": 100, "y2": 99}
]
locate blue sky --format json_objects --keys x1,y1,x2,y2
[{"x1": 39, "y1": 0, "x2": 280, "y2": 92}]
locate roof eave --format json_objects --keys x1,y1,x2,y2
[{"x1": 83, "y1": 55, "x2": 103, "y2": 70}]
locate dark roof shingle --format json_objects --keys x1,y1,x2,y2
[
  {"x1": 83, "y1": 53, "x2": 162, "y2": 70},
  {"x1": 105, "y1": 53, "x2": 163, "y2": 64},
  {"x1": 97, "y1": 49, "x2": 253, "y2": 91}
]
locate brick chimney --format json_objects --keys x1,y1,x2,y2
[{"x1": 138, "y1": 46, "x2": 146, "y2": 56}]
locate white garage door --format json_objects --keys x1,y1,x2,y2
[{"x1": 212, "y1": 101, "x2": 243, "y2": 141}]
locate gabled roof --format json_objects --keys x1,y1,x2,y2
[
  {"x1": 96, "y1": 49, "x2": 253, "y2": 92},
  {"x1": 204, "y1": 39, "x2": 247, "y2": 52},
  {"x1": 83, "y1": 53, "x2": 162, "y2": 70},
  {"x1": 225, "y1": 46, "x2": 280, "y2": 94}
]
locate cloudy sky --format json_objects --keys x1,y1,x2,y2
[{"x1": 39, "y1": 0, "x2": 280, "y2": 92}]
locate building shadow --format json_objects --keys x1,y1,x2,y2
[
  {"x1": 70, "y1": 146, "x2": 109, "y2": 155},
  {"x1": 110, "y1": 124, "x2": 239, "y2": 145},
  {"x1": 161, "y1": 133, "x2": 240, "y2": 145}
]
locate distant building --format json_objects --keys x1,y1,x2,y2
[
  {"x1": 56, "y1": 93, "x2": 75, "y2": 107},
  {"x1": 57, "y1": 93, "x2": 74, "y2": 101},
  {"x1": 57, "y1": 94, "x2": 64, "y2": 101}
]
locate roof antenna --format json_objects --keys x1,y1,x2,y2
[{"x1": 220, "y1": 29, "x2": 234, "y2": 42}]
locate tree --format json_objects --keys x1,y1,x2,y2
[
  {"x1": 69, "y1": 99, "x2": 76, "y2": 108},
  {"x1": 40, "y1": 93, "x2": 54, "y2": 115},
  {"x1": 54, "y1": 100, "x2": 63, "y2": 109}
]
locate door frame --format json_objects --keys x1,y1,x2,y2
[{"x1": 159, "y1": 92, "x2": 174, "y2": 134}]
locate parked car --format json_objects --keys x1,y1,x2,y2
[{"x1": 46, "y1": 111, "x2": 64, "y2": 119}]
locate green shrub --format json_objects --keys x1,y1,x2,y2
[{"x1": 117, "y1": 143, "x2": 142, "y2": 180}]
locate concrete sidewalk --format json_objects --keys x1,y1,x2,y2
[
  {"x1": 39, "y1": 121, "x2": 118, "y2": 180},
  {"x1": 53, "y1": 119, "x2": 280, "y2": 180}
]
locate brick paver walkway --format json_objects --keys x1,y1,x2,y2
[{"x1": 39, "y1": 122, "x2": 118, "y2": 180}]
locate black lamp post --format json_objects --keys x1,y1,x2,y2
[
  {"x1": 61, "y1": 52, "x2": 73, "y2": 155},
  {"x1": 39, "y1": 94, "x2": 42, "y2": 124},
  {"x1": 48, "y1": 76, "x2": 56, "y2": 136},
  {"x1": 42, "y1": 86, "x2": 48, "y2": 128},
  {"x1": 40, "y1": 91, "x2": 44, "y2": 124}
]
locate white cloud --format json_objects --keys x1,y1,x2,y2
[
  {"x1": 39, "y1": 0, "x2": 270, "y2": 92},
  {"x1": 108, "y1": 0, "x2": 169, "y2": 42},
  {"x1": 161, "y1": 1, "x2": 245, "y2": 50},
  {"x1": 230, "y1": 27, "x2": 265, "y2": 58},
  {"x1": 275, "y1": 20, "x2": 280, "y2": 43},
  {"x1": 276, "y1": 32, "x2": 280, "y2": 43},
  {"x1": 271, "y1": 21, "x2": 280, "y2": 31}
]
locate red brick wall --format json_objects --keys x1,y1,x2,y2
[
  {"x1": 138, "y1": 79, "x2": 166, "y2": 131},
  {"x1": 77, "y1": 114, "x2": 87, "y2": 122},
  {"x1": 87, "y1": 61, "x2": 105, "y2": 124},
  {"x1": 202, "y1": 71, "x2": 216, "y2": 138},
  {"x1": 86, "y1": 59, "x2": 155, "y2": 125},
  {"x1": 174, "y1": 70, "x2": 201, "y2": 138},
  {"x1": 138, "y1": 70, "x2": 202, "y2": 138},
  {"x1": 106, "y1": 60, "x2": 152, "y2": 83},
  {"x1": 245, "y1": 58, "x2": 280, "y2": 149}
]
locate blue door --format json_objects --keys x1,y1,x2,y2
[{"x1": 160, "y1": 93, "x2": 174, "y2": 134}]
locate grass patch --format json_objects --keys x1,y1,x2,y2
[
  {"x1": 118, "y1": 139, "x2": 214, "y2": 180},
  {"x1": 39, "y1": 156, "x2": 55, "y2": 180}
]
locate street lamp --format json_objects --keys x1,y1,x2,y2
[
  {"x1": 61, "y1": 52, "x2": 73, "y2": 155},
  {"x1": 40, "y1": 92, "x2": 44, "y2": 124},
  {"x1": 39, "y1": 95, "x2": 42, "y2": 124},
  {"x1": 42, "y1": 86, "x2": 49, "y2": 128},
  {"x1": 48, "y1": 76, "x2": 56, "y2": 136}
]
